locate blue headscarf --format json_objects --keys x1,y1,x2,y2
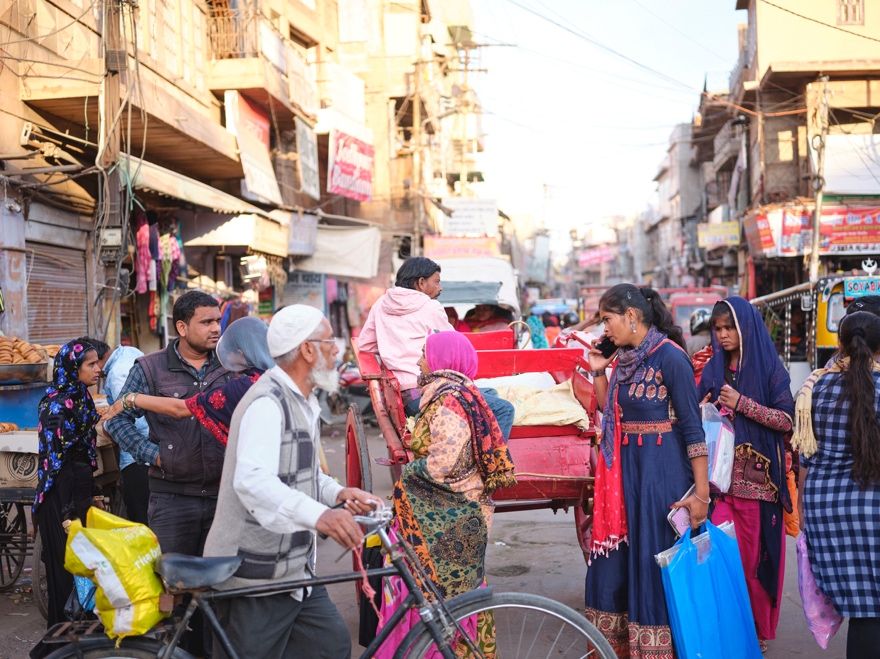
[{"x1": 698, "y1": 296, "x2": 794, "y2": 603}]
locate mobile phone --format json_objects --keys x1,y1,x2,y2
[
  {"x1": 667, "y1": 485, "x2": 696, "y2": 537},
  {"x1": 595, "y1": 336, "x2": 617, "y2": 359}
]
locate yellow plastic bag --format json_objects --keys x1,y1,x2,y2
[{"x1": 64, "y1": 507, "x2": 168, "y2": 640}]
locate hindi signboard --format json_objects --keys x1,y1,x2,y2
[
  {"x1": 577, "y1": 245, "x2": 617, "y2": 268},
  {"x1": 327, "y1": 129, "x2": 374, "y2": 202},
  {"x1": 697, "y1": 221, "x2": 740, "y2": 249},
  {"x1": 440, "y1": 198, "x2": 498, "y2": 237},
  {"x1": 423, "y1": 236, "x2": 500, "y2": 260},
  {"x1": 295, "y1": 118, "x2": 320, "y2": 200}
]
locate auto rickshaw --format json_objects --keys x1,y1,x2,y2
[{"x1": 750, "y1": 270, "x2": 880, "y2": 392}]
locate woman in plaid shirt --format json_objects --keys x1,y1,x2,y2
[{"x1": 797, "y1": 311, "x2": 880, "y2": 658}]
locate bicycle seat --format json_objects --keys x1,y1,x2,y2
[{"x1": 155, "y1": 554, "x2": 242, "y2": 591}]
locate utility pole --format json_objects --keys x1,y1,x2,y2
[
  {"x1": 809, "y1": 75, "x2": 830, "y2": 283},
  {"x1": 411, "y1": 18, "x2": 423, "y2": 257},
  {"x1": 96, "y1": 0, "x2": 125, "y2": 342},
  {"x1": 459, "y1": 47, "x2": 469, "y2": 194}
]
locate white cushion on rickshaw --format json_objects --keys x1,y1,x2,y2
[
  {"x1": 475, "y1": 372, "x2": 556, "y2": 391},
  {"x1": 492, "y1": 380, "x2": 591, "y2": 430}
]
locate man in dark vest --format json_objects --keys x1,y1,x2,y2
[
  {"x1": 107, "y1": 290, "x2": 231, "y2": 551},
  {"x1": 204, "y1": 304, "x2": 377, "y2": 659},
  {"x1": 107, "y1": 291, "x2": 230, "y2": 654}
]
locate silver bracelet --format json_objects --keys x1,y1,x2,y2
[
  {"x1": 590, "y1": 369, "x2": 606, "y2": 378},
  {"x1": 694, "y1": 492, "x2": 711, "y2": 505}
]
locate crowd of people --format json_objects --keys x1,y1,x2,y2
[{"x1": 29, "y1": 256, "x2": 880, "y2": 659}]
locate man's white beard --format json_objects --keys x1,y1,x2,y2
[{"x1": 311, "y1": 356, "x2": 339, "y2": 395}]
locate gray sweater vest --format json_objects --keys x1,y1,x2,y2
[{"x1": 203, "y1": 370, "x2": 319, "y2": 590}]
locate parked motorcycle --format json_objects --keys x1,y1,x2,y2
[{"x1": 318, "y1": 360, "x2": 375, "y2": 426}]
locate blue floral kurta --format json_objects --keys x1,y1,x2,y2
[{"x1": 586, "y1": 341, "x2": 706, "y2": 659}]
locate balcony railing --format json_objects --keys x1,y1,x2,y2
[{"x1": 208, "y1": 8, "x2": 260, "y2": 60}]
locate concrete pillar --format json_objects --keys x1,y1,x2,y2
[{"x1": 0, "y1": 196, "x2": 28, "y2": 338}]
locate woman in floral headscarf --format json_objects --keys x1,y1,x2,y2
[
  {"x1": 33, "y1": 339, "x2": 103, "y2": 626},
  {"x1": 376, "y1": 331, "x2": 517, "y2": 656}
]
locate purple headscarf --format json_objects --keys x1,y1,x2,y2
[{"x1": 425, "y1": 331, "x2": 478, "y2": 379}]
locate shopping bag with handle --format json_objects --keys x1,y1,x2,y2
[
  {"x1": 657, "y1": 520, "x2": 762, "y2": 659},
  {"x1": 702, "y1": 403, "x2": 735, "y2": 492},
  {"x1": 64, "y1": 507, "x2": 167, "y2": 641},
  {"x1": 796, "y1": 532, "x2": 842, "y2": 649}
]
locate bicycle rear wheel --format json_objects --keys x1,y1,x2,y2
[
  {"x1": 44, "y1": 636, "x2": 194, "y2": 658},
  {"x1": 408, "y1": 591, "x2": 616, "y2": 659}
]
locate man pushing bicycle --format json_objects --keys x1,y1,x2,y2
[{"x1": 203, "y1": 305, "x2": 378, "y2": 659}]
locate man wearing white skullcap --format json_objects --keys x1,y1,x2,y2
[{"x1": 205, "y1": 305, "x2": 378, "y2": 659}]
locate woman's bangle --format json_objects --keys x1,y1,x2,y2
[
  {"x1": 694, "y1": 492, "x2": 711, "y2": 505},
  {"x1": 590, "y1": 369, "x2": 606, "y2": 378}
]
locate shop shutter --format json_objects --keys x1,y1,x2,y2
[{"x1": 26, "y1": 242, "x2": 89, "y2": 344}]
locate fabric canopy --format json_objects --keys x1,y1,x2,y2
[
  {"x1": 120, "y1": 155, "x2": 272, "y2": 218},
  {"x1": 295, "y1": 224, "x2": 381, "y2": 279},
  {"x1": 184, "y1": 213, "x2": 288, "y2": 257}
]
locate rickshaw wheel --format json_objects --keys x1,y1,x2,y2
[
  {"x1": 574, "y1": 497, "x2": 593, "y2": 566},
  {"x1": 32, "y1": 531, "x2": 49, "y2": 620},
  {"x1": 0, "y1": 502, "x2": 28, "y2": 590},
  {"x1": 345, "y1": 404, "x2": 373, "y2": 493}
]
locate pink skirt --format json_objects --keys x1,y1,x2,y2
[{"x1": 712, "y1": 495, "x2": 785, "y2": 641}]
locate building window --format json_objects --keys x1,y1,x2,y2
[{"x1": 838, "y1": 0, "x2": 864, "y2": 25}]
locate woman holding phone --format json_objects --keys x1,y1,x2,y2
[{"x1": 585, "y1": 284, "x2": 708, "y2": 658}]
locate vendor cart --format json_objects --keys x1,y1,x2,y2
[{"x1": 346, "y1": 330, "x2": 599, "y2": 558}]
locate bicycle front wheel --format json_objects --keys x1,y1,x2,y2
[{"x1": 408, "y1": 591, "x2": 616, "y2": 658}]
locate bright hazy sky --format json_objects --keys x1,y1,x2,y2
[{"x1": 470, "y1": 0, "x2": 744, "y2": 251}]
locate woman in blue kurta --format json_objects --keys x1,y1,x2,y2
[{"x1": 585, "y1": 284, "x2": 708, "y2": 659}]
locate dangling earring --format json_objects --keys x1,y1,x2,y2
[{"x1": 631, "y1": 322, "x2": 637, "y2": 333}]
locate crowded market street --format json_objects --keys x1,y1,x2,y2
[{"x1": 0, "y1": 423, "x2": 850, "y2": 658}]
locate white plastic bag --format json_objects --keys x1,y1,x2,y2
[{"x1": 702, "y1": 403, "x2": 735, "y2": 493}]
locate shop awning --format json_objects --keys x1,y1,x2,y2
[
  {"x1": 120, "y1": 155, "x2": 272, "y2": 218},
  {"x1": 295, "y1": 224, "x2": 381, "y2": 279},
  {"x1": 185, "y1": 213, "x2": 288, "y2": 258}
]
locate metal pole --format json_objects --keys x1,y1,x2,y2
[
  {"x1": 411, "y1": 33, "x2": 422, "y2": 256},
  {"x1": 809, "y1": 76, "x2": 830, "y2": 283}
]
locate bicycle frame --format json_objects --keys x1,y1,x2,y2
[{"x1": 157, "y1": 525, "x2": 463, "y2": 659}]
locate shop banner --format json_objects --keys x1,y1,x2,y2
[
  {"x1": 697, "y1": 221, "x2": 740, "y2": 249},
  {"x1": 283, "y1": 270, "x2": 326, "y2": 313},
  {"x1": 423, "y1": 236, "x2": 500, "y2": 259},
  {"x1": 441, "y1": 198, "x2": 498, "y2": 237},
  {"x1": 578, "y1": 245, "x2": 617, "y2": 268},
  {"x1": 288, "y1": 211, "x2": 318, "y2": 256},
  {"x1": 327, "y1": 129, "x2": 374, "y2": 201},
  {"x1": 743, "y1": 212, "x2": 777, "y2": 257},
  {"x1": 295, "y1": 118, "x2": 321, "y2": 200},
  {"x1": 844, "y1": 277, "x2": 880, "y2": 298},
  {"x1": 750, "y1": 205, "x2": 880, "y2": 257}
]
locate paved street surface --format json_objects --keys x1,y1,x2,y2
[{"x1": 0, "y1": 425, "x2": 848, "y2": 658}]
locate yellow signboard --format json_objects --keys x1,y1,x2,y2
[{"x1": 697, "y1": 221, "x2": 740, "y2": 249}]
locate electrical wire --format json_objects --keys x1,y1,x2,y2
[
  {"x1": 627, "y1": 0, "x2": 730, "y2": 63},
  {"x1": 759, "y1": 0, "x2": 880, "y2": 44},
  {"x1": 503, "y1": 0, "x2": 699, "y2": 92},
  {"x1": 0, "y1": 0, "x2": 99, "y2": 48}
]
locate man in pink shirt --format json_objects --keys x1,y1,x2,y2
[{"x1": 358, "y1": 257, "x2": 514, "y2": 437}]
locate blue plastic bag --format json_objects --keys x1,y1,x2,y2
[
  {"x1": 74, "y1": 575, "x2": 96, "y2": 611},
  {"x1": 658, "y1": 521, "x2": 762, "y2": 659}
]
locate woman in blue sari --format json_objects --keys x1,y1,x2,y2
[{"x1": 698, "y1": 297, "x2": 794, "y2": 651}]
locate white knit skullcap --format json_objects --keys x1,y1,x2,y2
[{"x1": 267, "y1": 305, "x2": 326, "y2": 358}]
